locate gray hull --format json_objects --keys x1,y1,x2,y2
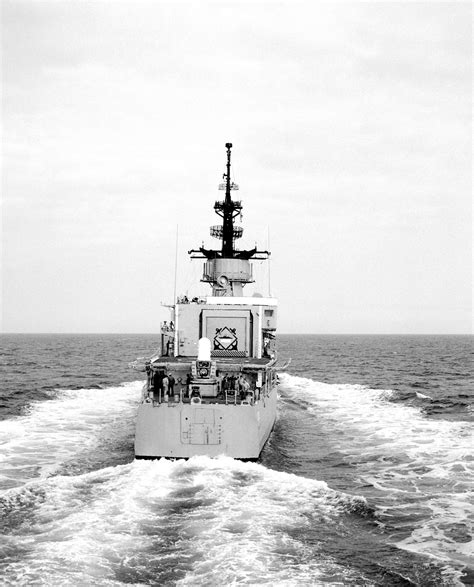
[
  {"x1": 134, "y1": 145, "x2": 279, "y2": 461},
  {"x1": 135, "y1": 385, "x2": 277, "y2": 459}
]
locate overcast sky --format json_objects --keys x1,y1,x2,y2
[{"x1": 1, "y1": 1, "x2": 472, "y2": 334}]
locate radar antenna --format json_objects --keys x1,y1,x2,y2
[
  {"x1": 222, "y1": 143, "x2": 235, "y2": 256},
  {"x1": 188, "y1": 143, "x2": 270, "y2": 261}
]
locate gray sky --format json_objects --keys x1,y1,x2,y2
[{"x1": 1, "y1": 1, "x2": 472, "y2": 334}]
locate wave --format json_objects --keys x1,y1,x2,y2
[
  {"x1": 0, "y1": 381, "x2": 143, "y2": 490},
  {"x1": 0, "y1": 379, "x2": 394, "y2": 585},
  {"x1": 0, "y1": 457, "x2": 375, "y2": 585},
  {"x1": 279, "y1": 374, "x2": 473, "y2": 579},
  {"x1": 0, "y1": 374, "x2": 469, "y2": 585}
]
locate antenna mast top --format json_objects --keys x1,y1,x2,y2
[
  {"x1": 188, "y1": 142, "x2": 270, "y2": 263},
  {"x1": 221, "y1": 142, "x2": 237, "y2": 256}
]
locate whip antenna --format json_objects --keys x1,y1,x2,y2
[
  {"x1": 173, "y1": 224, "x2": 179, "y2": 303},
  {"x1": 267, "y1": 225, "x2": 271, "y2": 296}
]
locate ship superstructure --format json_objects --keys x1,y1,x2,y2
[{"x1": 134, "y1": 143, "x2": 278, "y2": 459}]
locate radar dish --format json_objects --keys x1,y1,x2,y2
[{"x1": 210, "y1": 225, "x2": 243, "y2": 239}]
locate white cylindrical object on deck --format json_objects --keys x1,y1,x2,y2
[{"x1": 198, "y1": 337, "x2": 211, "y2": 361}]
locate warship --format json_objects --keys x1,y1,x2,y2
[{"x1": 134, "y1": 143, "x2": 278, "y2": 459}]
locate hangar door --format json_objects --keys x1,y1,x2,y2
[{"x1": 201, "y1": 310, "x2": 252, "y2": 357}]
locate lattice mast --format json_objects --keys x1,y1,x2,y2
[
  {"x1": 209, "y1": 143, "x2": 243, "y2": 256},
  {"x1": 220, "y1": 143, "x2": 241, "y2": 257},
  {"x1": 188, "y1": 143, "x2": 269, "y2": 296}
]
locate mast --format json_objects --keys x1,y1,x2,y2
[
  {"x1": 222, "y1": 143, "x2": 234, "y2": 257},
  {"x1": 188, "y1": 143, "x2": 270, "y2": 296},
  {"x1": 215, "y1": 142, "x2": 243, "y2": 259}
]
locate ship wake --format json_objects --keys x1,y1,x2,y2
[{"x1": 278, "y1": 374, "x2": 473, "y2": 583}]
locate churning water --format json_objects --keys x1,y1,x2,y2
[{"x1": 0, "y1": 334, "x2": 472, "y2": 585}]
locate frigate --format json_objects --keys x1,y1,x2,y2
[{"x1": 134, "y1": 143, "x2": 278, "y2": 459}]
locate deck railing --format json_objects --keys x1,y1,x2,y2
[{"x1": 144, "y1": 386, "x2": 257, "y2": 406}]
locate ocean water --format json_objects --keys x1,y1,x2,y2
[{"x1": 0, "y1": 334, "x2": 472, "y2": 586}]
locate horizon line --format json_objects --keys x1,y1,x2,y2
[{"x1": 0, "y1": 332, "x2": 472, "y2": 336}]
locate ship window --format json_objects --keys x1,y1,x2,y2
[{"x1": 264, "y1": 310, "x2": 273, "y2": 316}]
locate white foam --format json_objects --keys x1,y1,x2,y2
[
  {"x1": 0, "y1": 381, "x2": 143, "y2": 489},
  {"x1": 1, "y1": 457, "x2": 368, "y2": 585},
  {"x1": 280, "y1": 374, "x2": 473, "y2": 573},
  {"x1": 0, "y1": 373, "x2": 470, "y2": 583},
  {"x1": 415, "y1": 391, "x2": 433, "y2": 400}
]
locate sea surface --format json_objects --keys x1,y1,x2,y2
[{"x1": 0, "y1": 334, "x2": 472, "y2": 586}]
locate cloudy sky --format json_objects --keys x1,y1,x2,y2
[{"x1": 2, "y1": 1, "x2": 472, "y2": 334}]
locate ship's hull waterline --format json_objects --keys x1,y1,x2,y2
[{"x1": 135, "y1": 385, "x2": 277, "y2": 460}]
